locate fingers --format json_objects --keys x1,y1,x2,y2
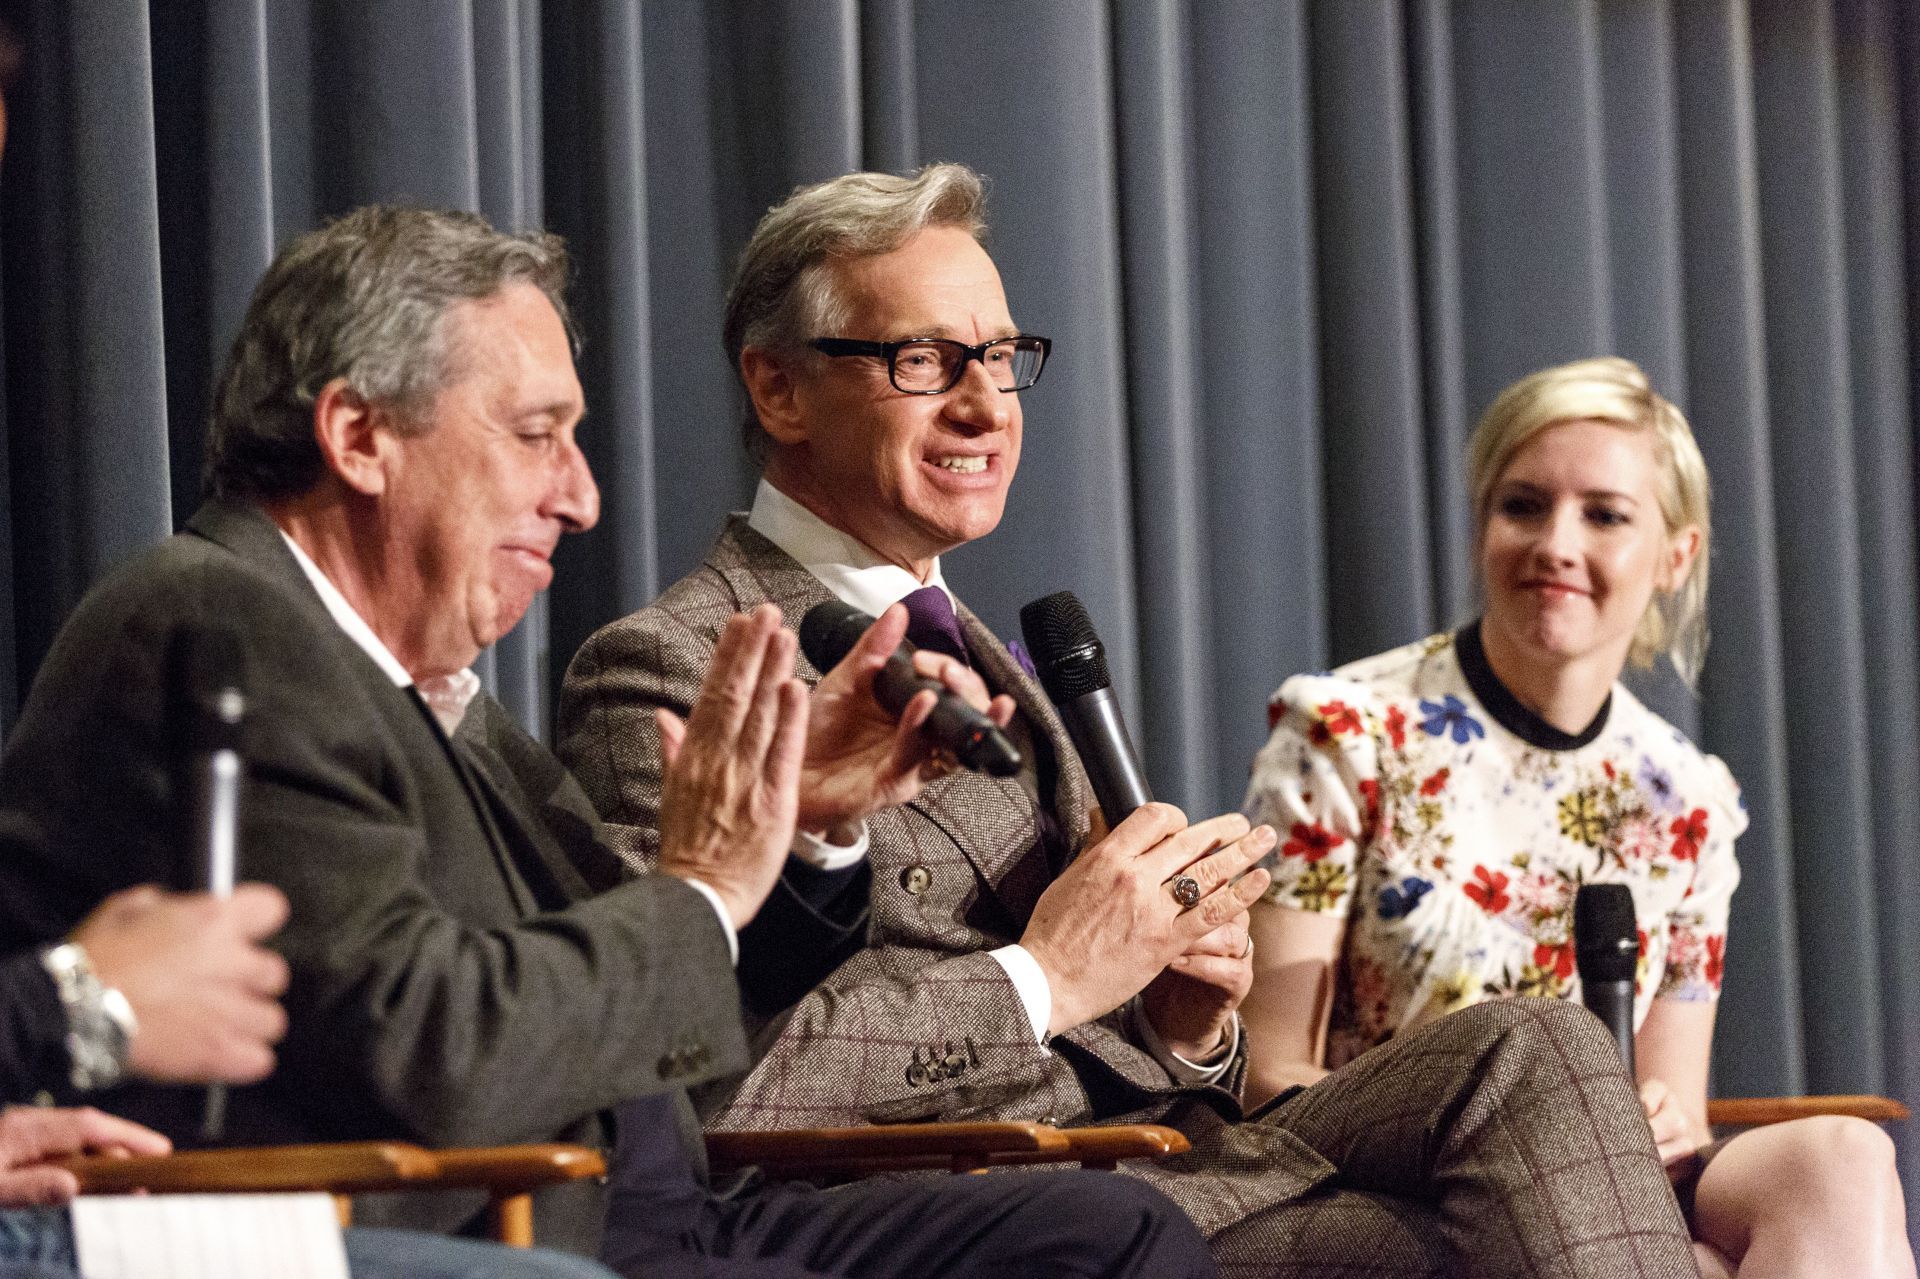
[
  {"x1": 986, "y1": 694, "x2": 1015, "y2": 728},
  {"x1": 1180, "y1": 861, "x2": 1273, "y2": 938},
  {"x1": 693, "y1": 605, "x2": 782, "y2": 739},
  {"x1": 1090, "y1": 802, "x2": 1188, "y2": 860},
  {"x1": 908, "y1": 648, "x2": 994, "y2": 713},
  {"x1": 24, "y1": 1107, "x2": 172, "y2": 1159},
  {"x1": 0, "y1": 1166, "x2": 80, "y2": 1207},
  {"x1": 845, "y1": 604, "x2": 911, "y2": 676},
  {"x1": 655, "y1": 708, "x2": 687, "y2": 768},
  {"x1": 1138, "y1": 810, "x2": 1253, "y2": 884},
  {"x1": 763, "y1": 679, "x2": 809, "y2": 791},
  {"x1": 732, "y1": 627, "x2": 797, "y2": 767},
  {"x1": 227, "y1": 883, "x2": 290, "y2": 941},
  {"x1": 1180, "y1": 917, "x2": 1250, "y2": 959}
]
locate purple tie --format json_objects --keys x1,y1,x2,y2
[{"x1": 900, "y1": 586, "x2": 969, "y2": 665}]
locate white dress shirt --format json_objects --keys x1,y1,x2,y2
[{"x1": 275, "y1": 528, "x2": 742, "y2": 960}]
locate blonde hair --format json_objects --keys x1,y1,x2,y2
[{"x1": 1466, "y1": 356, "x2": 1712, "y2": 686}]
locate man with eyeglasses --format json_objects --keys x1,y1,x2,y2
[{"x1": 558, "y1": 165, "x2": 1699, "y2": 1277}]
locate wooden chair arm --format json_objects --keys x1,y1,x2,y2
[
  {"x1": 423, "y1": 1144, "x2": 606, "y2": 1193},
  {"x1": 60, "y1": 1141, "x2": 438, "y2": 1197},
  {"x1": 706, "y1": 1121, "x2": 1070, "y2": 1176},
  {"x1": 1707, "y1": 1095, "x2": 1910, "y2": 1128},
  {"x1": 988, "y1": 1124, "x2": 1190, "y2": 1170}
]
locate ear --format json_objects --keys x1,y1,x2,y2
[
  {"x1": 1661, "y1": 524, "x2": 1703, "y2": 594},
  {"x1": 311, "y1": 377, "x2": 392, "y2": 497},
  {"x1": 739, "y1": 347, "x2": 812, "y2": 448}
]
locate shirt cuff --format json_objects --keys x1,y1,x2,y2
[
  {"x1": 681, "y1": 878, "x2": 740, "y2": 965},
  {"x1": 1128, "y1": 998, "x2": 1239, "y2": 1085},
  {"x1": 987, "y1": 945, "x2": 1052, "y2": 1044},
  {"x1": 789, "y1": 822, "x2": 870, "y2": 871}
]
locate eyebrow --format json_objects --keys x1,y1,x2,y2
[
  {"x1": 887, "y1": 326, "x2": 1023, "y2": 343},
  {"x1": 1497, "y1": 479, "x2": 1640, "y2": 504}
]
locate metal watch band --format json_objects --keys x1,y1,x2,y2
[{"x1": 40, "y1": 942, "x2": 136, "y2": 1092}]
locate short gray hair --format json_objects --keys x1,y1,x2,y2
[
  {"x1": 205, "y1": 205, "x2": 573, "y2": 502},
  {"x1": 723, "y1": 164, "x2": 988, "y2": 461}
]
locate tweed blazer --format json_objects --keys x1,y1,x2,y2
[
  {"x1": 0, "y1": 500, "x2": 746, "y2": 1252},
  {"x1": 560, "y1": 517, "x2": 1340, "y2": 1238}
]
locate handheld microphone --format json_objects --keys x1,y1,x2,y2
[
  {"x1": 1018, "y1": 592, "x2": 1152, "y2": 825},
  {"x1": 1574, "y1": 882, "x2": 1639, "y2": 1078},
  {"x1": 798, "y1": 601, "x2": 1022, "y2": 777},
  {"x1": 170, "y1": 627, "x2": 248, "y2": 1140}
]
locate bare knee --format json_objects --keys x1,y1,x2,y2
[{"x1": 1765, "y1": 1116, "x2": 1899, "y2": 1201}]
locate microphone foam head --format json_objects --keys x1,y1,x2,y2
[
  {"x1": 798, "y1": 600, "x2": 876, "y2": 675},
  {"x1": 1018, "y1": 591, "x2": 1111, "y2": 702},
  {"x1": 1573, "y1": 882, "x2": 1638, "y2": 981}
]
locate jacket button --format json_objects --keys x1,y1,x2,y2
[
  {"x1": 657, "y1": 1050, "x2": 683, "y2": 1078},
  {"x1": 900, "y1": 865, "x2": 932, "y2": 895}
]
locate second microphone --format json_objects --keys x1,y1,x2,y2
[{"x1": 798, "y1": 600, "x2": 1022, "y2": 777}]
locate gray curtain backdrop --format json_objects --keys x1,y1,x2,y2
[{"x1": 4, "y1": 0, "x2": 1918, "y2": 1221}]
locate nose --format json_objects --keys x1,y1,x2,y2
[
  {"x1": 1534, "y1": 503, "x2": 1581, "y2": 566},
  {"x1": 941, "y1": 358, "x2": 1013, "y2": 435},
  {"x1": 547, "y1": 436, "x2": 601, "y2": 533}
]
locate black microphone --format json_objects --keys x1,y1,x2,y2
[
  {"x1": 798, "y1": 601, "x2": 1022, "y2": 777},
  {"x1": 170, "y1": 626, "x2": 248, "y2": 1140},
  {"x1": 1018, "y1": 591, "x2": 1152, "y2": 825},
  {"x1": 1574, "y1": 882, "x2": 1639, "y2": 1078}
]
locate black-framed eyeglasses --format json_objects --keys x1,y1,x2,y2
[{"x1": 809, "y1": 334, "x2": 1052, "y2": 395}]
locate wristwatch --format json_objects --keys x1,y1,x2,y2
[{"x1": 40, "y1": 942, "x2": 138, "y2": 1092}]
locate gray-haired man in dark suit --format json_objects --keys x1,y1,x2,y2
[
  {"x1": 0, "y1": 205, "x2": 1216, "y2": 1278},
  {"x1": 559, "y1": 165, "x2": 1701, "y2": 1278}
]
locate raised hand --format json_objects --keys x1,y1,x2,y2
[
  {"x1": 796, "y1": 603, "x2": 1014, "y2": 840},
  {"x1": 1019, "y1": 806, "x2": 1275, "y2": 1037},
  {"x1": 75, "y1": 883, "x2": 290, "y2": 1085},
  {"x1": 654, "y1": 605, "x2": 809, "y2": 929},
  {"x1": 1639, "y1": 1076, "x2": 1704, "y2": 1165},
  {"x1": 0, "y1": 1106, "x2": 170, "y2": 1207}
]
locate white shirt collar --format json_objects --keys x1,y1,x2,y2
[
  {"x1": 277, "y1": 528, "x2": 481, "y2": 734},
  {"x1": 746, "y1": 478, "x2": 954, "y2": 619}
]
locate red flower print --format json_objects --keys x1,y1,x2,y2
[
  {"x1": 1603, "y1": 760, "x2": 1616, "y2": 781},
  {"x1": 1357, "y1": 778, "x2": 1381, "y2": 832},
  {"x1": 1419, "y1": 768, "x2": 1451, "y2": 797},
  {"x1": 1463, "y1": 866, "x2": 1511, "y2": 914},
  {"x1": 1266, "y1": 696, "x2": 1285, "y2": 731},
  {"x1": 1385, "y1": 705, "x2": 1407, "y2": 750},
  {"x1": 1533, "y1": 941, "x2": 1575, "y2": 980},
  {"x1": 1283, "y1": 822, "x2": 1343, "y2": 863},
  {"x1": 1669, "y1": 808, "x2": 1709, "y2": 861},
  {"x1": 1636, "y1": 928, "x2": 1649, "y2": 956},
  {"x1": 1318, "y1": 700, "x2": 1363, "y2": 737},
  {"x1": 1705, "y1": 935, "x2": 1725, "y2": 988}
]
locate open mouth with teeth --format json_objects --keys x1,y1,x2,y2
[{"x1": 932, "y1": 455, "x2": 989, "y2": 474}]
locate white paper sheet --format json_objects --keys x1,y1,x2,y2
[{"x1": 71, "y1": 1192, "x2": 350, "y2": 1279}]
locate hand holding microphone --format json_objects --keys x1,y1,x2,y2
[{"x1": 796, "y1": 601, "x2": 1018, "y2": 837}]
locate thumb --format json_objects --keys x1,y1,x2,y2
[
  {"x1": 843, "y1": 604, "x2": 910, "y2": 677},
  {"x1": 0, "y1": 1166, "x2": 81, "y2": 1207},
  {"x1": 655, "y1": 708, "x2": 687, "y2": 769}
]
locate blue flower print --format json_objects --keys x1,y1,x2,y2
[
  {"x1": 1636, "y1": 757, "x2": 1679, "y2": 815},
  {"x1": 1377, "y1": 876, "x2": 1434, "y2": 920},
  {"x1": 1418, "y1": 695, "x2": 1485, "y2": 744}
]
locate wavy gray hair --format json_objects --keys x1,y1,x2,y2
[
  {"x1": 723, "y1": 164, "x2": 988, "y2": 462},
  {"x1": 205, "y1": 205, "x2": 572, "y2": 502}
]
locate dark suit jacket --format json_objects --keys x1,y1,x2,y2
[
  {"x1": 558, "y1": 517, "x2": 1338, "y2": 1240},
  {"x1": 0, "y1": 499, "x2": 747, "y2": 1252}
]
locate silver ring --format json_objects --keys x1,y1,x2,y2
[
  {"x1": 1239, "y1": 935, "x2": 1254, "y2": 960},
  {"x1": 1169, "y1": 875, "x2": 1202, "y2": 910}
]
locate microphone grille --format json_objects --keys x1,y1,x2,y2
[
  {"x1": 1018, "y1": 591, "x2": 1111, "y2": 702},
  {"x1": 1573, "y1": 882, "x2": 1638, "y2": 981}
]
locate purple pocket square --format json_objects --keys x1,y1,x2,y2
[{"x1": 1006, "y1": 638, "x2": 1037, "y2": 679}]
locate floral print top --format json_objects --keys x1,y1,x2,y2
[{"x1": 1243, "y1": 623, "x2": 1744, "y2": 1069}]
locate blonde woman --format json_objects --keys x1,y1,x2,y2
[{"x1": 1240, "y1": 357, "x2": 1912, "y2": 1277}]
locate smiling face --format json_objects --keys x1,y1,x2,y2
[
  {"x1": 1479, "y1": 418, "x2": 1696, "y2": 680},
  {"x1": 372, "y1": 282, "x2": 598, "y2": 678},
  {"x1": 759, "y1": 225, "x2": 1022, "y2": 575}
]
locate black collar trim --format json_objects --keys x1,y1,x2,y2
[{"x1": 1454, "y1": 620, "x2": 1609, "y2": 751}]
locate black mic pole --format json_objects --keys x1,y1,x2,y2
[
  {"x1": 174, "y1": 628, "x2": 248, "y2": 1141},
  {"x1": 798, "y1": 601, "x2": 1022, "y2": 777},
  {"x1": 1018, "y1": 591, "x2": 1152, "y2": 826},
  {"x1": 1574, "y1": 882, "x2": 1639, "y2": 1079}
]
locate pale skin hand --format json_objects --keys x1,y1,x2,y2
[
  {"x1": 1020, "y1": 805, "x2": 1274, "y2": 1038},
  {"x1": 74, "y1": 883, "x2": 291, "y2": 1085},
  {"x1": 1139, "y1": 913, "x2": 1254, "y2": 1062},
  {"x1": 654, "y1": 604, "x2": 810, "y2": 930},
  {"x1": 797, "y1": 603, "x2": 1015, "y2": 842},
  {"x1": 0, "y1": 1106, "x2": 170, "y2": 1208}
]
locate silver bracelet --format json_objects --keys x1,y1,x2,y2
[{"x1": 40, "y1": 942, "x2": 137, "y2": 1092}]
